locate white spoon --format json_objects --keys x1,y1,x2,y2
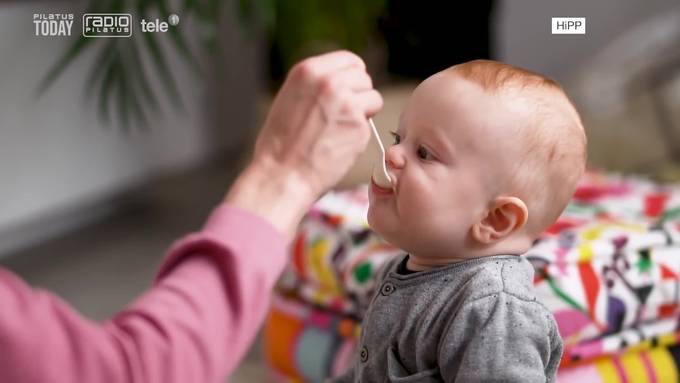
[{"x1": 368, "y1": 118, "x2": 393, "y2": 188}]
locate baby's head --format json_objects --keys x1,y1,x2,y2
[{"x1": 368, "y1": 60, "x2": 587, "y2": 266}]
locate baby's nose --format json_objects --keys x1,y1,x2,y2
[{"x1": 385, "y1": 145, "x2": 405, "y2": 170}]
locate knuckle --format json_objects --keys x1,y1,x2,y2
[
  {"x1": 338, "y1": 97, "x2": 354, "y2": 112},
  {"x1": 290, "y1": 60, "x2": 317, "y2": 82},
  {"x1": 339, "y1": 50, "x2": 365, "y2": 69},
  {"x1": 319, "y1": 75, "x2": 341, "y2": 97}
]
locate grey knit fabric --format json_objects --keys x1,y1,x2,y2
[{"x1": 330, "y1": 254, "x2": 563, "y2": 383}]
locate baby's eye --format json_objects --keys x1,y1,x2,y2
[
  {"x1": 417, "y1": 146, "x2": 432, "y2": 161},
  {"x1": 389, "y1": 131, "x2": 401, "y2": 145}
]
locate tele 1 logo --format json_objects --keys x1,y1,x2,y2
[
  {"x1": 141, "y1": 14, "x2": 180, "y2": 33},
  {"x1": 83, "y1": 14, "x2": 132, "y2": 37}
]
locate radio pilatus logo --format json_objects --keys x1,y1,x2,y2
[{"x1": 83, "y1": 14, "x2": 132, "y2": 37}]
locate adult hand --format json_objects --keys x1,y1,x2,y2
[
  {"x1": 253, "y1": 50, "x2": 383, "y2": 197},
  {"x1": 226, "y1": 50, "x2": 383, "y2": 237}
]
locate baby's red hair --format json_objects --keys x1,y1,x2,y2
[{"x1": 449, "y1": 60, "x2": 587, "y2": 236}]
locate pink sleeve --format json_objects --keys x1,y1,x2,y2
[{"x1": 0, "y1": 204, "x2": 287, "y2": 383}]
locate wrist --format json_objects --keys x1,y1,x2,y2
[{"x1": 224, "y1": 158, "x2": 317, "y2": 239}]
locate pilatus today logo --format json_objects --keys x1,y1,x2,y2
[
  {"x1": 33, "y1": 13, "x2": 74, "y2": 36},
  {"x1": 83, "y1": 14, "x2": 132, "y2": 37}
]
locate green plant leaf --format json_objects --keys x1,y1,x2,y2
[
  {"x1": 126, "y1": 38, "x2": 161, "y2": 114},
  {"x1": 156, "y1": 0, "x2": 202, "y2": 74},
  {"x1": 84, "y1": 40, "x2": 119, "y2": 100},
  {"x1": 116, "y1": 67, "x2": 131, "y2": 130},
  {"x1": 115, "y1": 52, "x2": 149, "y2": 130},
  {"x1": 98, "y1": 55, "x2": 119, "y2": 123},
  {"x1": 37, "y1": 37, "x2": 94, "y2": 96},
  {"x1": 183, "y1": 0, "x2": 199, "y2": 13},
  {"x1": 39, "y1": 0, "x2": 387, "y2": 130},
  {"x1": 38, "y1": 0, "x2": 123, "y2": 97},
  {"x1": 141, "y1": 26, "x2": 184, "y2": 109},
  {"x1": 237, "y1": 0, "x2": 254, "y2": 28},
  {"x1": 259, "y1": 0, "x2": 277, "y2": 31},
  {"x1": 120, "y1": 40, "x2": 151, "y2": 128}
]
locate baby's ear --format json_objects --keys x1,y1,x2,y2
[{"x1": 471, "y1": 196, "x2": 528, "y2": 245}]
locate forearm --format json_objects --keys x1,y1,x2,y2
[{"x1": 0, "y1": 205, "x2": 287, "y2": 383}]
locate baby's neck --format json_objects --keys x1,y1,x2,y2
[
  {"x1": 405, "y1": 256, "x2": 465, "y2": 271},
  {"x1": 407, "y1": 236, "x2": 533, "y2": 271}
]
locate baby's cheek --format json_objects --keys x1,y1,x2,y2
[{"x1": 404, "y1": 188, "x2": 437, "y2": 214}]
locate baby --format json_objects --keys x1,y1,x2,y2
[{"x1": 334, "y1": 60, "x2": 587, "y2": 382}]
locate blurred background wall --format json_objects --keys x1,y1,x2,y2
[
  {"x1": 495, "y1": 0, "x2": 677, "y2": 80},
  {"x1": 495, "y1": 0, "x2": 680, "y2": 178}
]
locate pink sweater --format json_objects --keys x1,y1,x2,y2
[{"x1": 0, "y1": 204, "x2": 287, "y2": 382}]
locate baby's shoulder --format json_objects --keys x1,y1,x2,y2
[
  {"x1": 462, "y1": 256, "x2": 537, "y2": 303},
  {"x1": 452, "y1": 257, "x2": 559, "y2": 339}
]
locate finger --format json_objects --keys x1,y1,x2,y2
[
  {"x1": 320, "y1": 67, "x2": 373, "y2": 95},
  {"x1": 333, "y1": 89, "x2": 383, "y2": 126},
  {"x1": 309, "y1": 50, "x2": 366, "y2": 74},
  {"x1": 290, "y1": 50, "x2": 366, "y2": 83},
  {"x1": 355, "y1": 89, "x2": 384, "y2": 117},
  {"x1": 319, "y1": 88, "x2": 382, "y2": 130}
]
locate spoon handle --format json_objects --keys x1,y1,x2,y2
[
  {"x1": 369, "y1": 118, "x2": 386, "y2": 156},
  {"x1": 368, "y1": 118, "x2": 393, "y2": 187}
]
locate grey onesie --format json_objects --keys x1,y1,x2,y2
[{"x1": 331, "y1": 254, "x2": 563, "y2": 382}]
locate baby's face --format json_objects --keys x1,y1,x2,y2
[{"x1": 368, "y1": 73, "x2": 526, "y2": 261}]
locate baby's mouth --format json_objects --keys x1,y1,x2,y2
[{"x1": 371, "y1": 177, "x2": 395, "y2": 196}]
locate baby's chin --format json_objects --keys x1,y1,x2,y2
[
  {"x1": 367, "y1": 210, "x2": 406, "y2": 249},
  {"x1": 369, "y1": 209, "x2": 467, "y2": 256},
  {"x1": 366, "y1": 207, "x2": 380, "y2": 234},
  {"x1": 367, "y1": 208, "x2": 391, "y2": 240}
]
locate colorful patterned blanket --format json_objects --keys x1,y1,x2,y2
[{"x1": 265, "y1": 171, "x2": 680, "y2": 382}]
